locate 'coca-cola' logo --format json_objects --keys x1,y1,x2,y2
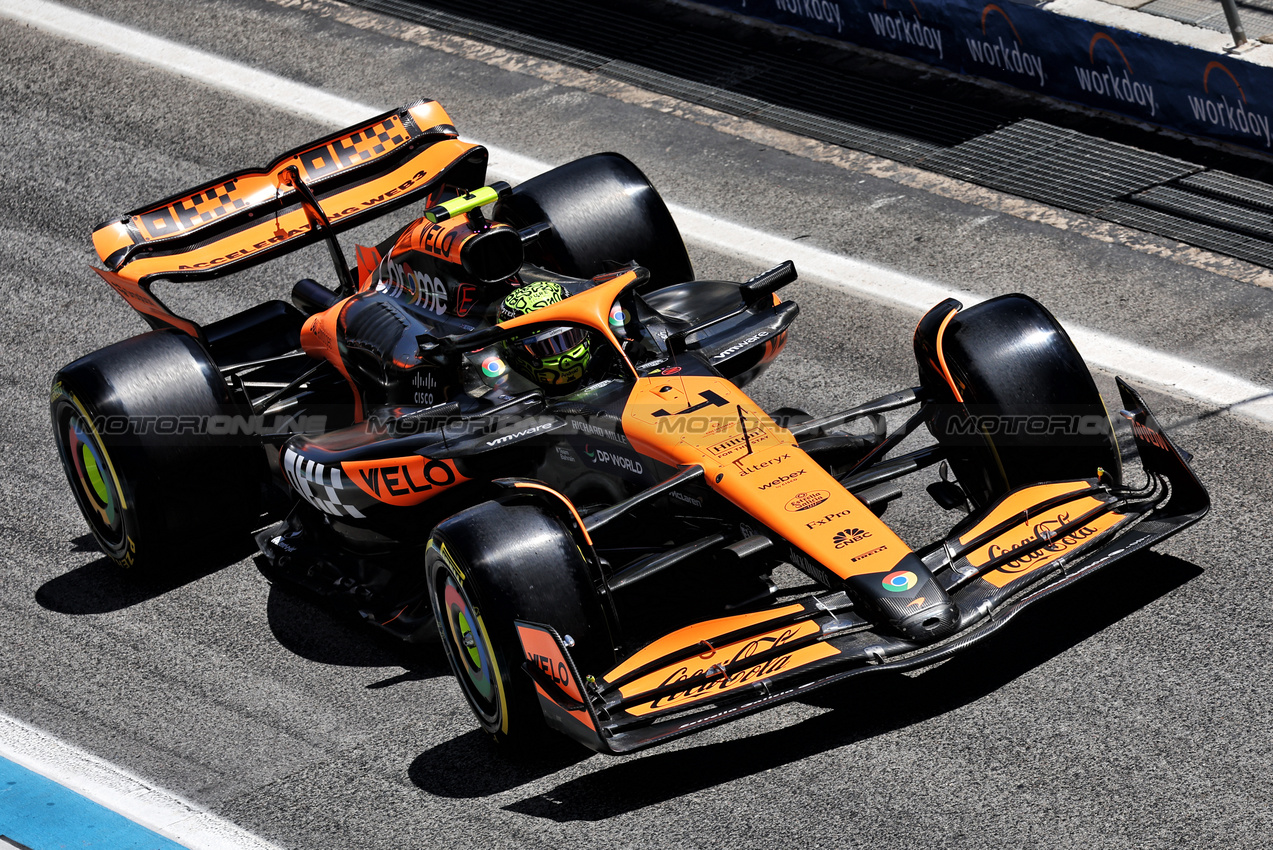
[
  {"x1": 985, "y1": 512, "x2": 1100, "y2": 574},
  {"x1": 968, "y1": 495, "x2": 1129, "y2": 589},
  {"x1": 621, "y1": 620, "x2": 837, "y2": 716}
]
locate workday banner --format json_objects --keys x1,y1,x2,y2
[{"x1": 699, "y1": 0, "x2": 1273, "y2": 153}]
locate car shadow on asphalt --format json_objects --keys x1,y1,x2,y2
[
  {"x1": 34, "y1": 534, "x2": 252, "y2": 615},
  {"x1": 409, "y1": 730, "x2": 594, "y2": 796},
  {"x1": 410, "y1": 550, "x2": 1201, "y2": 819},
  {"x1": 263, "y1": 582, "x2": 451, "y2": 679}
]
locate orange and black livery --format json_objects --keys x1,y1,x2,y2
[{"x1": 51, "y1": 98, "x2": 1207, "y2": 755}]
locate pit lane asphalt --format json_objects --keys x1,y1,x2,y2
[{"x1": 2, "y1": 1, "x2": 1272, "y2": 848}]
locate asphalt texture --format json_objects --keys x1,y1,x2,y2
[{"x1": 3, "y1": 1, "x2": 1273, "y2": 848}]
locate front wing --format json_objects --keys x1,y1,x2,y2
[{"x1": 515, "y1": 379, "x2": 1210, "y2": 754}]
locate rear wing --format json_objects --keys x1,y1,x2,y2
[{"x1": 91, "y1": 99, "x2": 488, "y2": 334}]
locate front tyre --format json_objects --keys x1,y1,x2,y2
[
  {"x1": 427, "y1": 501, "x2": 612, "y2": 749},
  {"x1": 917, "y1": 294, "x2": 1122, "y2": 508},
  {"x1": 50, "y1": 330, "x2": 258, "y2": 573}
]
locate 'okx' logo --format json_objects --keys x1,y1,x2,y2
[{"x1": 965, "y1": 4, "x2": 1045, "y2": 87}]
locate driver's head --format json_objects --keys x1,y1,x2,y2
[{"x1": 499, "y1": 281, "x2": 593, "y2": 390}]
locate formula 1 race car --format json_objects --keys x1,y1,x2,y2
[
  {"x1": 51, "y1": 97, "x2": 695, "y2": 571},
  {"x1": 51, "y1": 99, "x2": 1209, "y2": 755}
]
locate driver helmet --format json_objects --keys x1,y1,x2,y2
[{"x1": 499, "y1": 281, "x2": 593, "y2": 390}]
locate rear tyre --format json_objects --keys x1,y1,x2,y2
[
  {"x1": 427, "y1": 501, "x2": 611, "y2": 749},
  {"x1": 495, "y1": 152, "x2": 693, "y2": 287},
  {"x1": 919, "y1": 294, "x2": 1122, "y2": 508},
  {"x1": 50, "y1": 330, "x2": 259, "y2": 573}
]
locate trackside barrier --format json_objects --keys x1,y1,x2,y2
[{"x1": 692, "y1": 0, "x2": 1273, "y2": 156}]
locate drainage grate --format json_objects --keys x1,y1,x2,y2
[
  {"x1": 732, "y1": 68, "x2": 991, "y2": 152},
  {"x1": 1131, "y1": 185, "x2": 1273, "y2": 239},
  {"x1": 352, "y1": 0, "x2": 616, "y2": 70},
  {"x1": 917, "y1": 120, "x2": 1201, "y2": 214},
  {"x1": 1102, "y1": 201, "x2": 1273, "y2": 266},
  {"x1": 599, "y1": 61, "x2": 770, "y2": 114},
  {"x1": 1112, "y1": 169, "x2": 1273, "y2": 265},
  {"x1": 751, "y1": 104, "x2": 944, "y2": 162},
  {"x1": 1177, "y1": 171, "x2": 1273, "y2": 211}
]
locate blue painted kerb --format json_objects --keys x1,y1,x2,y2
[{"x1": 1, "y1": 756, "x2": 189, "y2": 850}]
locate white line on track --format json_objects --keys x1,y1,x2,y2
[
  {"x1": 0, "y1": 711, "x2": 282, "y2": 850},
  {"x1": 5, "y1": 0, "x2": 1273, "y2": 428}
]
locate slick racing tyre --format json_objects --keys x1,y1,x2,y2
[
  {"x1": 427, "y1": 501, "x2": 612, "y2": 750},
  {"x1": 917, "y1": 294, "x2": 1122, "y2": 508},
  {"x1": 51, "y1": 330, "x2": 258, "y2": 573},
  {"x1": 494, "y1": 152, "x2": 693, "y2": 287}
]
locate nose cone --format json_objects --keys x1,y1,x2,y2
[
  {"x1": 850, "y1": 553, "x2": 961, "y2": 643},
  {"x1": 895, "y1": 599, "x2": 960, "y2": 642}
]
